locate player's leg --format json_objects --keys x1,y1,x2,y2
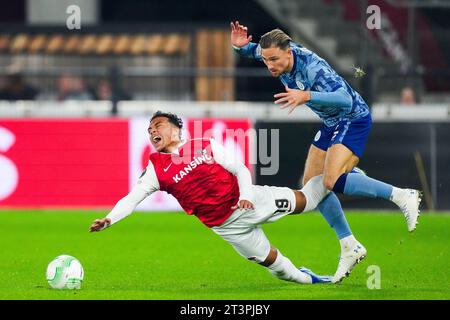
[
  {"x1": 324, "y1": 143, "x2": 393, "y2": 199},
  {"x1": 263, "y1": 246, "x2": 333, "y2": 284},
  {"x1": 294, "y1": 175, "x2": 337, "y2": 213},
  {"x1": 324, "y1": 116, "x2": 421, "y2": 232},
  {"x1": 330, "y1": 145, "x2": 421, "y2": 211},
  {"x1": 290, "y1": 174, "x2": 325, "y2": 213},
  {"x1": 212, "y1": 225, "x2": 332, "y2": 284},
  {"x1": 294, "y1": 174, "x2": 367, "y2": 283},
  {"x1": 303, "y1": 143, "x2": 353, "y2": 242},
  {"x1": 305, "y1": 130, "x2": 370, "y2": 283},
  {"x1": 262, "y1": 180, "x2": 331, "y2": 218},
  {"x1": 257, "y1": 181, "x2": 365, "y2": 283}
]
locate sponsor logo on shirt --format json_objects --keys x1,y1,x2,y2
[{"x1": 172, "y1": 153, "x2": 213, "y2": 183}]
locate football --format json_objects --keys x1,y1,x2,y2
[{"x1": 46, "y1": 254, "x2": 84, "y2": 289}]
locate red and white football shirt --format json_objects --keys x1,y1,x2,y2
[{"x1": 106, "y1": 138, "x2": 253, "y2": 228}]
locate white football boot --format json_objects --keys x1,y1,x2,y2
[
  {"x1": 392, "y1": 189, "x2": 422, "y2": 232},
  {"x1": 332, "y1": 241, "x2": 367, "y2": 284}
]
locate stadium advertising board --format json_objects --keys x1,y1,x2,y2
[{"x1": 0, "y1": 118, "x2": 252, "y2": 210}]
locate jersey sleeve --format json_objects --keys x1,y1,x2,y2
[
  {"x1": 306, "y1": 62, "x2": 352, "y2": 111},
  {"x1": 309, "y1": 88, "x2": 352, "y2": 110},
  {"x1": 209, "y1": 138, "x2": 254, "y2": 203},
  {"x1": 106, "y1": 161, "x2": 160, "y2": 225},
  {"x1": 232, "y1": 42, "x2": 263, "y2": 62}
]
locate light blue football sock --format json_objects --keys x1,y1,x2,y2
[
  {"x1": 317, "y1": 192, "x2": 352, "y2": 240},
  {"x1": 334, "y1": 173, "x2": 393, "y2": 200}
]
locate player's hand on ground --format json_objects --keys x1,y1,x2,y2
[
  {"x1": 230, "y1": 21, "x2": 252, "y2": 48},
  {"x1": 274, "y1": 86, "x2": 311, "y2": 114},
  {"x1": 89, "y1": 218, "x2": 111, "y2": 232},
  {"x1": 231, "y1": 199, "x2": 254, "y2": 211}
]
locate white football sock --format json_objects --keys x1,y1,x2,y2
[
  {"x1": 390, "y1": 187, "x2": 406, "y2": 206},
  {"x1": 339, "y1": 234, "x2": 358, "y2": 251},
  {"x1": 267, "y1": 251, "x2": 312, "y2": 284},
  {"x1": 300, "y1": 175, "x2": 330, "y2": 212}
]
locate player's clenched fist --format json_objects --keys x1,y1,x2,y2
[{"x1": 89, "y1": 218, "x2": 111, "y2": 232}]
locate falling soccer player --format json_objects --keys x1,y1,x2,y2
[
  {"x1": 90, "y1": 111, "x2": 336, "y2": 285},
  {"x1": 230, "y1": 21, "x2": 422, "y2": 283}
]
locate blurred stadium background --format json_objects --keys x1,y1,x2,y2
[{"x1": 1, "y1": 0, "x2": 450, "y2": 212}]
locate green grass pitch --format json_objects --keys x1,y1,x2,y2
[{"x1": 0, "y1": 209, "x2": 449, "y2": 300}]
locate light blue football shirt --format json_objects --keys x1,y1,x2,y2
[{"x1": 236, "y1": 41, "x2": 370, "y2": 127}]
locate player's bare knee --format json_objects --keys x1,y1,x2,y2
[{"x1": 322, "y1": 174, "x2": 337, "y2": 191}]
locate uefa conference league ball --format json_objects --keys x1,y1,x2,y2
[{"x1": 46, "y1": 254, "x2": 84, "y2": 289}]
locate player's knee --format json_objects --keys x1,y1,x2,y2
[{"x1": 323, "y1": 174, "x2": 337, "y2": 191}]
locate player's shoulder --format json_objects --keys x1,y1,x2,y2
[
  {"x1": 290, "y1": 42, "x2": 314, "y2": 58},
  {"x1": 290, "y1": 43, "x2": 324, "y2": 73},
  {"x1": 305, "y1": 56, "x2": 339, "y2": 81},
  {"x1": 138, "y1": 158, "x2": 157, "y2": 178},
  {"x1": 289, "y1": 42, "x2": 326, "y2": 66},
  {"x1": 149, "y1": 152, "x2": 160, "y2": 160},
  {"x1": 148, "y1": 151, "x2": 171, "y2": 164}
]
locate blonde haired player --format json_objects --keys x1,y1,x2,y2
[{"x1": 231, "y1": 21, "x2": 422, "y2": 282}]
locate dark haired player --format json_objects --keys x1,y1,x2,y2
[{"x1": 90, "y1": 111, "x2": 338, "y2": 285}]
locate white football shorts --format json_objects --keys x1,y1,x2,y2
[{"x1": 211, "y1": 184, "x2": 297, "y2": 264}]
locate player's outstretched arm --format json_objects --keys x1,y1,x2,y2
[
  {"x1": 274, "y1": 86, "x2": 352, "y2": 115},
  {"x1": 88, "y1": 187, "x2": 148, "y2": 233},
  {"x1": 305, "y1": 63, "x2": 353, "y2": 112},
  {"x1": 274, "y1": 86, "x2": 312, "y2": 114},
  {"x1": 230, "y1": 21, "x2": 252, "y2": 48},
  {"x1": 89, "y1": 162, "x2": 159, "y2": 233},
  {"x1": 230, "y1": 21, "x2": 261, "y2": 61}
]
